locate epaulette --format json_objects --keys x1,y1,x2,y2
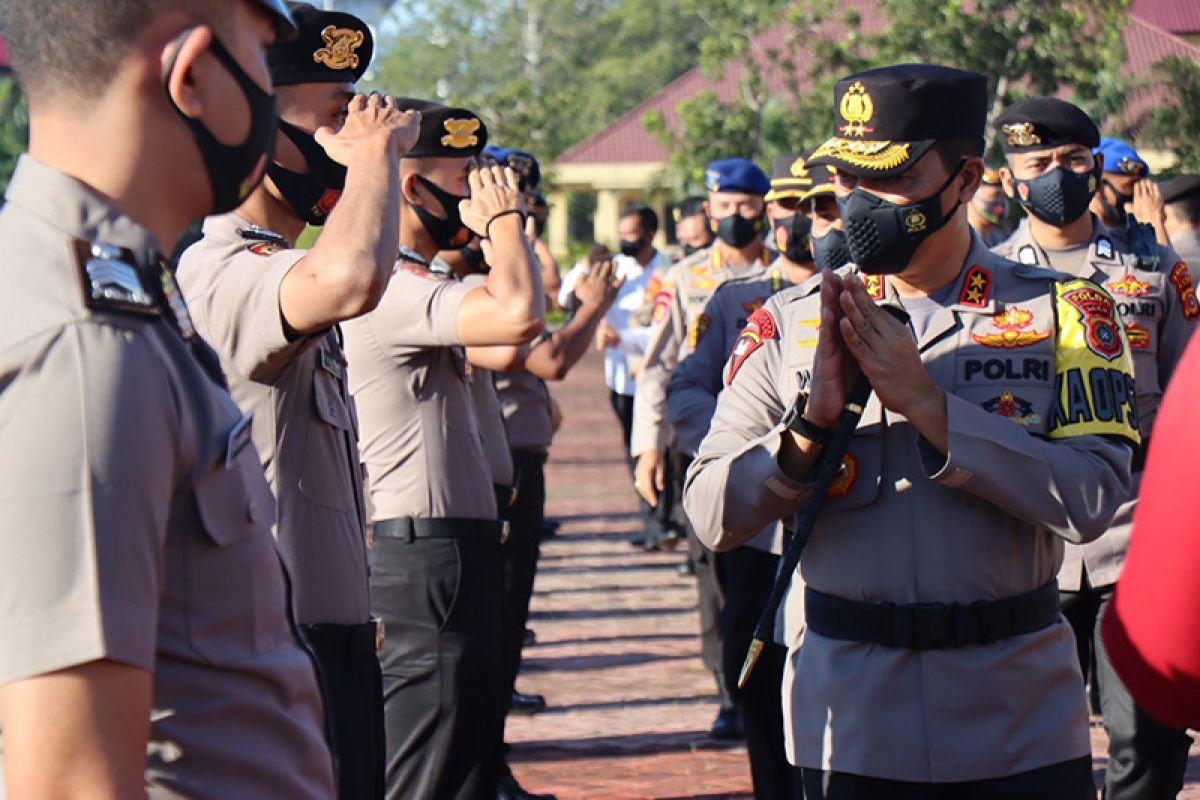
[
  {"x1": 775, "y1": 276, "x2": 822, "y2": 305},
  {"x1": 72, "y1": 239, "x2": 159, "y2": 318},
  {"x1": 1010, "y1": 259, "x2": 1073, "y2": 284},
  {"x1": 674, "y1": 245, "x2": 714, "y2": 272},
  {"x1": 238, "y1": 224, "x2": 290, "y2": 256}
]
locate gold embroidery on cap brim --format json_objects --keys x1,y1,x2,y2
[{"x1": 811, "y1": 138, "x2": 911, "y2": 171}]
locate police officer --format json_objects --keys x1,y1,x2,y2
[
  {"x1": 0, "y1": 1, "x2": 339, "y2": 797},
  {"x1": 666, "y1": 153, "x2": 837, "y2": 798},
  {"x1": 1091, "y1": 137, "x2": 1172, "y2": 248},
  {"x1": 341, "y1": 101, "x2": 544, "y2": 799},
  {"x1": 967, "y1": 165, "x2": 1010, "y2": 247},
  {"x1": 1160, "y1": 174, "x2": 1200, "y2": 275},
  {"x1": 176, "y1": 6, "x2": 420, "y2": 797},
  {"x1": 993, "y1": 97, "x2": 1196, "y2": 800},
  {"x1": 633, "y1": 157, "x2": 772, "y2": 737},
  {"x1": 674, "y1": 195, "x2": 716, "y2": 258},
  {"x1": 687, "y1": 65, "x2": 1135, "y2": 798}
]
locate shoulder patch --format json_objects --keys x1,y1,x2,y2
[
  {"x1": 687, "y1": 313, "x2": 711, "y2": 350},
  {"x1": 1047, "y1": 279, "x2": 1140, "y2": 445},
  {"x1": 247, "y1": 241, "x2": 284, "y2": 257},
  {"x1": 1168, "y1": 261, "x2": 1200, "y2": 321},
  {"x1": 652, "y1": 282, "x2": 675, "y2": 323},
  {"x1": 725, "y1": 307, "x2": 777, "y2": 386},
  {"x1": 958, "y1": 265, "x2": 991, "y2": 307},
  {"x1": 72, "y1": 239, "x2": 159, "y2": 317}
]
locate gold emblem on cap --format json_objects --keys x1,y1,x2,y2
[
  {"x1": 838, "y1": 82, "x2": 875, "y2": 138},
  {"x1": 313, "y1": 25, "x2": 365, "y2": 71},
  {"x1": 790, "y1": 158, "x2": 809, "y2": 178},
  {"x1": 442, "y1": 118, "x2": 481, "y2": 149},
  {"x1": 1002, "y1": 122, "x2": 1041, "y2": 148},
  {"x1": 905, "y1": 210, "x2": 928, "y2": 234},
  {"x1": 1117, "y1": 156, "x2": 1145, "y2": 176}
]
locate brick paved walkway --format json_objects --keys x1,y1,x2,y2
[{"x1": 507, "y1": 350, "x2": 1200, "y2": 799}]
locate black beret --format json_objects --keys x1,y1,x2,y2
[
  {"x1": 673, "y1": 196, "x2": 707, "y2": 223},
  {"x1": 992, "y1": 97, "x2": 1099, "y2": 154},
  {"x1": 808, "y1": 64, "x2": 987, "y2": 178},
  {"x1": 394, "y1": 98, "x2": 489, "y2": 158},
  {"x1": 268, "y1": 2, "x2": 373, "y2": 86},
  {"x1": 1161, "y1": 174, "x2": 1200, "y2": 204}
]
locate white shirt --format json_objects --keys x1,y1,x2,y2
[{"x1": 606, "y1": 252, "x2": 663, "y2": 396}]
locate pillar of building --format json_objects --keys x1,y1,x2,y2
[
  {"x1": 593, "y1": 188, "x2": 621, "y2": 249},
  {"x1": 548, "y1": 189, "x2": 571, "y2": 264}
]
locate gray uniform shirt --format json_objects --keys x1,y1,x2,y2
[
  {"x1": 495, "y1": 332, "x2": 555, "y2": 453},
  {"x1": 996, "y1": 216, "x2": 1197, "y2": 588},
  {"x1": 177, "y1": 214, "x2": 370, "y2": 625},
  {"x1": 343, "y1": 258, "x2": 497, "y2": 521},
  {"x1": 1169, "y1": 226, "x2": 1200, "y2": 283},
  {"x1": 686, "y1": 237, "x2": 1136, "y2": 781},
  {"x1": 631, "y1": 246, "x2": 767, "y2": 456},
  {"x1": 0, "y1": 156, "x2": 335, "y2": 798},
  {"x1": 462, "y1": 272, "x2": 515, "y2": 487}
]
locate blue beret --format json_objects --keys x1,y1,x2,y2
[
  {"x1": 483, "y1": 145, "x2": 541, "y2": 190},
  {"x1": 1095, "y1": 137, "x2": 1150, "y2": 178},
  {"x1": 705, "y1": 158, "x2": 770, "y2": 196}
]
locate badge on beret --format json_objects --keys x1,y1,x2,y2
[
  {"x1": 790, "y1": 158, "x2": 809, "y2": 178},
  {"x1": 1116, "y1": 157, "x2": 1146, "y2": 177},
  {"x1": 1002, "y1": 123, "x2": 1042, "y2": 149},
  {"x1": 313, "y1": 25, "x2": 364, "y2": 71},
  {"x1": 838, "y1": 82, "x2": 875, "y2": 138},
  {"x1": 442, "y1": 118, "x2": 482, "y2": 149}
]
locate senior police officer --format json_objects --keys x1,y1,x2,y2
[
  {"x1": 687, "y1": 65, "x2": 1137, "y2": 798},
  {"x1": 341, "y1": 101, "x2": 545, "y2": 799},
  {"x1": 666, "y1": 152, "x2": 837, "y2": 798},
  {"x1": 634, "y1": 157, "x2": 771, "y2": 737},
  {"x1": 176, "y1": 5, "x2": 421, "y2": 796},
  {"x1": 0, "y1": 1, "x2": 344, "y2": 797},
  {"x1": 993, "y1": 97, "x2": 1196, "y2": 800}
]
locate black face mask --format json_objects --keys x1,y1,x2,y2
[
  {"x1": 532, "y1": 215, "x2": 547, "y2": 239},
  {"x1": 164, "y1": 30, "x2": 278, "y2": 215},
  {"x1": 413, "y1": 175, "x2": 473, "y2": 250},
  {"x1": 268, "y1": 120, "x2": 348, "y2": 226},
  {"x1": 838, "y1": 161, "x2": 966, "y2": 275},
  {"x1": 618, "y1": 238, "x2": 645, "y2": 258},
  {"x1": 1099, "y1": 179, "x2": 1133, "y2": 227},
  {"x1": 714, "y1": 214, "x2": 765, "y2": 248},
  {"x1": 681, "y1": 243, "x2": 701, "y2": 257},
  {"x1": 460, "y1": 244, "x2": 487, "y2": 273},
  {"x1": 773, "y1": 213, "x2": 813, "y2": 264},
  {"x1": 812, "y1": 229, "x2": 852, "y2": 272},
  {"x1": 1012, "y1": 163, "x2": 1101, "y2": 227}
]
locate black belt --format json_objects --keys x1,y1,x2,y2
[
  {"x1": 300, "y1": 619, "x2": 382, "y2": 656},
  {"x1": 805, "y1": 582, "x2": 1060, "y2": 650},
  {"x1": 373, "y1": 516, "x2": 503, "y2": 544}
]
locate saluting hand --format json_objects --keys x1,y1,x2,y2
[
  {"x1": 1131, "y1": 178, "x2": 1166, "y2": 229},
  {"x1": 461, "y1": 165, "x2": 528, "y2": 239},
  {"x1": 315, "y1": 93, "x2": 421, "y2": 165},
  {"x1": 836, "y1": 276, "x2": 939, "y2": 418},
  {"x1": 575, "y1": 258, "x2": 624, "y2": 310}
]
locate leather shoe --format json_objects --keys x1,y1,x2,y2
[
  {"x1": 510, "y1": 690, "x2": 547, "y2": 715},
  {"x1": 676, "y1": 559, "x2": 695, "y2": 577},
  {"x1": 709, "y1": 705, "x2": 743, "y2": 741},
  {"x1": 497, "y1": 771, "x2": 557, "y2": 800},
  {"x1": 523, "y1": 628, "x2": 537, "y2": 647}
]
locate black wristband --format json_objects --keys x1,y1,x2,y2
[
  {"x1": 782, "y1": 395, "x2": 832, "y2": 446},
  {"x1": 485, "y1": 209, "x2": 526, "y2": 240}
]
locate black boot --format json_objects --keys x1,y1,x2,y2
[{"x1": 709, "y1": 670, "x2": 744, "y2": 741}]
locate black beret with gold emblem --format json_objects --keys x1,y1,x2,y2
[
  {"x1": 808, "y1": 64, "x2": 987, "y2": 178},
  {"x1": 268, "y1": 2, "x2": 373, "y2": 86},
  {"x1": 393, "y1": 98, "x2": 489, "y2": 158},
  {"x1": 992, "y1": 97, "x2": 1100, "y2": 154},
  {"x1": 765, "y1": 153, "x2": 811, "y2": 202}
]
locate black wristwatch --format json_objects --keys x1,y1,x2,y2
[{"x1": 782, "y1": 395, "x2": 832, "y2": 446}]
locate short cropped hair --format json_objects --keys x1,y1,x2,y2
[
  {"x1": 1, "y1": 0, "x2": 230, "y2": 106},
  {"x1": 620, "y1": 204, "x2": 659, "y2": 236},
  {"x1": 1169, "y1": 195, "x2": 1200, "y2": 227}
]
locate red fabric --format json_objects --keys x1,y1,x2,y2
[{"x1": 1103, "y1": 332, "x2": 1200, "y2": 728}]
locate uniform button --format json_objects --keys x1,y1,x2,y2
[
  {"x1": 247, "y1": 499, "x2": 260, "y2": 523},
  {"x1": 329, "y1": 403, "x2": 338, "y2": 415}
]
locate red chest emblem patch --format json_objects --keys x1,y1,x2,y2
[{"x1": 725, "y1": 307, "x2": 777, "y2": 386}]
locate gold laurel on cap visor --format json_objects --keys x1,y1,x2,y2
[
  {"x1": 800, "y1": 183, "x2": 837, "y2": 202},
  {"x1": 765, "y1": 177, "x2": 813, "y2": 202},
  {"x1": 807, "y1": 137, "x2": 936, "y2": 178}
]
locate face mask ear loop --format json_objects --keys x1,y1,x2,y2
[{"x1": 161, "y1": 27, "x2": 198, "y2": 108}]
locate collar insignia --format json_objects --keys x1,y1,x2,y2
[
  {"x1": 442, "y1": 118, "x2": 481, "y2": 149},
  {"x1": 958, "y1": 265, "x2": 992, "y2": 307},
  {"x1": 1017, "y1": 244, "x2": 1039, "y2": 265},
  {"x1": 313, "y1": 25, "x2": 365, "y2": 71},
  {"x1": 838, "y1": 81, "x2": 875, "y2": 138},
  {"x1": 1002, "y1": 122, "x2": 1041, "y2": 148},
  {"x1": 238, "y1": 225, "x2": 289, "y2": 246},
  {"x1": 157, "y1": 259, "x2": 196, "y2": 341},
  {"x1": 1096, "y1": 236, "x2": 1115, "y2": 260}
]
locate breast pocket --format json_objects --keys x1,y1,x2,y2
[
  {"x1": 299, "y1": 370, "x2": 357, "y2": 513},
  {"x1": 186, "y1": 446, "x2": 291, "y2": 663}
]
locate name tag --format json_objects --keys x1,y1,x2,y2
[{"x1": 225, "y1": 414, "x2": 254, "y2": 469}]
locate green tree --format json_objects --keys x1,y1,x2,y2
[
  {"x1": 647, "y1": 0, "x2": 1132, "y2": 184},
  {"x1": 0, "y1": 76, "x2": 29, "y2": 192},
  {"x1": 1138, "y1": 56, "x2": 1200, "y2": 172}
]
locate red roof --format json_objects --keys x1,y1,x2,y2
[
  {"x1": 0, "y1": 36, "x2": 9, "y2": 73},
  {"x1": 1132, "y1": 0, "x2": 1200, "y2": 35},
  {"x1": 557, "y1": 3, "x2": 1200, "y2": 167}
]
